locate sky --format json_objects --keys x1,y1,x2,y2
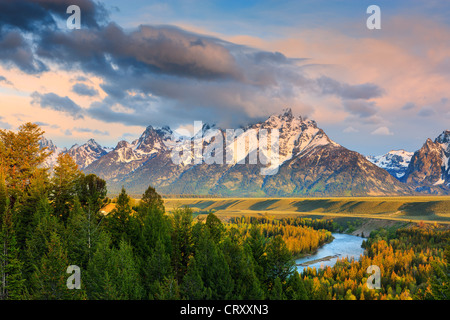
[{"x1": 1, "y1": 0, "x2": 450, "y2": 156}]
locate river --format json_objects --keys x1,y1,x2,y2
[{"x1": 295, "y1": 233, "x2": 365, "y2": 273}]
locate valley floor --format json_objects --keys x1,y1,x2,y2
[{"x1": 162, "y1": 196, "x2": 450, "y2": 226}]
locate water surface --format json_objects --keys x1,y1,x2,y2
[{"x1": 295, "y1": 233, "x2": 365, "y2": 273}]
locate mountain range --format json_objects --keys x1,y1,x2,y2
[{"x1": 39, "y1": 109, "x2": 450, "y2": 196}]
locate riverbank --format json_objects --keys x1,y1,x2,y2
[
  {"x1": 296, "y1": 254, "x2": 340, "y2": 267},
  {"x1": 295, "y1": 233, "x2": 365, "y2": 272}
]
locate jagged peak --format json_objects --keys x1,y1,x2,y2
[
  {"x1": 86, "y1": 138, "x2": 102, "y2": 147},
  {"x1": 281, "y1": 107, "x2": 293, "y2": 118},
  {"x1": 435, "y1": 130, "x2": 450, "y2": 144},
  {"x1": 115, "y1": 140, "x2": 131, "y2": 150}
]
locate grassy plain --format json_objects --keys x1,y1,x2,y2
[{"x1": 163, "y1": 196, "x2": 450, "y2": 225}]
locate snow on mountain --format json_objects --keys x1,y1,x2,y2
[
  {"x1": 224, "y1": 108, "x2": 340, "y2": 172},
  {"x1": 402, "y1": 130, "x2": 450, "y2": 190},
  {"x1": 366, "y1": 149, "x2": 413, "y2": 179},
  {"x1": 67, "y1": 139, "x2": 110, "y2": 169},
  {"x1": 39, "y1": 137, "x2": 66, "y2": 168}
]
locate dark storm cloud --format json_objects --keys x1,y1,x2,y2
[
  {"x1": 36, "y1": 23, "x2": 242, "y2": 81},
  {"x1": 0, "y1": 0, "x2": 108, "y2": 31},
  {"x1": 30, "y1": 91, "x2": 85, "y2": 120},
  {"x1": 0, "y1": 0, "x2": 108, "y2": 74},
  {"x1": 72, "y1": 83, "x2": 99, "y2": 97},
  {"x1": 0, "y1": 0, "x2": 387, "y2": 128},
  {"x1": 0, "y1": 30, "x2": 48, "y2": 74}
]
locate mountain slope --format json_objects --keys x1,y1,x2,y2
[
  {"x1": 67, "y1": 139, "x2": 110, "y2": 169},
  {"x1": 401, "y1": 130, "x2": 450, "y2": 192},
  {"x1": 85, "y1": 109, "x2": 413, "y2": 196}
]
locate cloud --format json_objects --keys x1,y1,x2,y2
[
  {"x1": 73, "y1": 127, "x2": 109, "y2": 136},
  {"x1": 371, "y1": 126, "x2": 394, "y2": 136},
  {"x1": 317, "y1": 76, "x2": 385, "y2": 100},
  {"x1": 0, "y1": 0, "x2": 109, "y2": 74},
  {"x1": 30, "y1": 91, "x2": 85, "y2": 120},
  {"x1": 417, "y1": 106, "x2": 435, "y2": 117},
  {"x1": 0, "y1": 116, "x2": 12, "y2": 129},
  {"x1": 343, "y1": 126, "x2": 358, "y2": 133},
  {"x1": 0, "y1": 30, "x2": 48, "y2": 74},
  {"x1": 72, "y1": 83, "x2": 99, "y2": 97},
  {"x1": 0, "y1": 0, "x2": 392, "y2": 131},
  {"x1": 0, "y1": 75, "x2": 12, "y2": 85},
  {"x1": 342, "y1": 99, "x2": 378, "y2": 118},
  {"x1": 35, "y1": 121, "x2": 60, "y2": 129},
  {"x1": 0, "y1": 0, "x2": 109, "y2": 31},
  {"x1": 401, "y1": 102, "x2": 416, "y2": 110}
]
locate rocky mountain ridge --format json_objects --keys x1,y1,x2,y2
[{"x1": 39, "y1": 110, "x2": 450, "y2": 196}]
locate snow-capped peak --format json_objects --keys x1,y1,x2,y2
[
  {"x1": 67, "y1": 139, "x2": 109, "y2": 169},
  {"x1": 366, "y1": 149, "x2": 413, "y2": 179}
]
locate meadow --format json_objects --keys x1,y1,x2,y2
[{"x1": 163, "y1": 196, "x2": 450, "y2": 225}]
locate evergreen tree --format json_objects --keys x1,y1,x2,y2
[
  {"x1": 144, "y1": 238, "x2": 172, "y2": 297},
  {"x1": 76, "y1": 174, "x2": 107, "y2": 222},
  {"x1": 140, "y1": 185, "x2": 164, "y2": 214},
  {"x1": 426, "y1": 246, "x2": 450, "y2": 300},
  {"x1": 245, "y1": 225, "x2": 268, "y2": 286},
  {"x1": 221, "y1": 237, "x2": 264, "y2": 299},
  {"x1": 31, "y1": 232, "x2": 84, "y2": 300},
  {"x1": 11, "y1": 168, "x2": 49, "y2": 254},
  {"x1": 0, "y1": 172, "x2": 7, "y2": 222},
  {"x1": 50, "y1": 153, "x2": 82, "y2": 222},
  {"x1": 205, "y1": 212, "x2": 225, "y2": 244},
  {"x1": 181, "y1": 256, "x2": 208, "y2": 300},
  {"x1": 285, "y1": 271, "x2": 308, "y2": 300},
  {"x1": 265, "y1": 235, "x2": 295, "y2": 286},
  {"x1": 105, "y1": 186, "x2": 132, "y2": 247},
  {"x1": 24, "y1": 197, "x2": 63, "y2": 282},
  {"x1": 170, "y1": 206, "x2": 194, "y2": 283},
  {"x1": 86, "y1": 234, "x2": 144, "y2": 300},
  {"x1": 65, "y1": 198, "x2": 101, "y2": 269},
  {"x1": 0, "y1": 199, "x2": 25, "y2": 300},
  {"x1": 269, "y1": 277, "x2": 284, "y2": 300},
  {"x1": 195, "y1": 229, "x2": 234, "y2": 299}
]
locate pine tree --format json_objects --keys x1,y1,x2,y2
[
  {"x1": 269, "y1": 277, "x2": 284, "y2": 300},
  {"x1": 65, "y1": 198, "x2": 100, "y2": 269},
  {"x1": 145, "y1": 239, "x2": 171, "y2": 285},
  {"x1": 50, "y1": 153, "x2": 82, "y2": 223},
  {"x1": 221, "y1": 237, "x2": 264, "y2": 299},
  {"x1": 0, "y1": 199, "x2": 25, "y2": 300},
  {"x1": 170, "y1": 206, "x2": 194, "y2": 283},
  {"x1": 140, "y1": 185, "x2": 164, "y2": 214},
  {"x1": 31, "y1": 232, "x2": 84, "y2": 300},
  {"x1": 181, "y1": 256, "x2": 208, "y2": 300},
  {"x1": 76, "y1": 174, "x2": 107, "y2": 223},
  {"x1": 24, "y1": 197, "x2": 63, "y2": 283},
  {"x1": 265, "y1": 235, "x2": 296, "y2": 285},
  {"x1": 205, "y1": 212, "x2": 225, "y2": 244},
  {"x1": 195, "y1": 229, "x2": 234, "y2": 299},
  {"x1": 0, "y1": 172, "x2": 7, "y2": 223},
  {"x1": 85, "y1": 233, "x2": 144, "y2": 300},
  {"x1": 106, "y1": 186, "x2": 132, "y2": 247}
]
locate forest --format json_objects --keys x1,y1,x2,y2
[{"x1": 0, "y1": 123, "x2": 449, "y2": 300}]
